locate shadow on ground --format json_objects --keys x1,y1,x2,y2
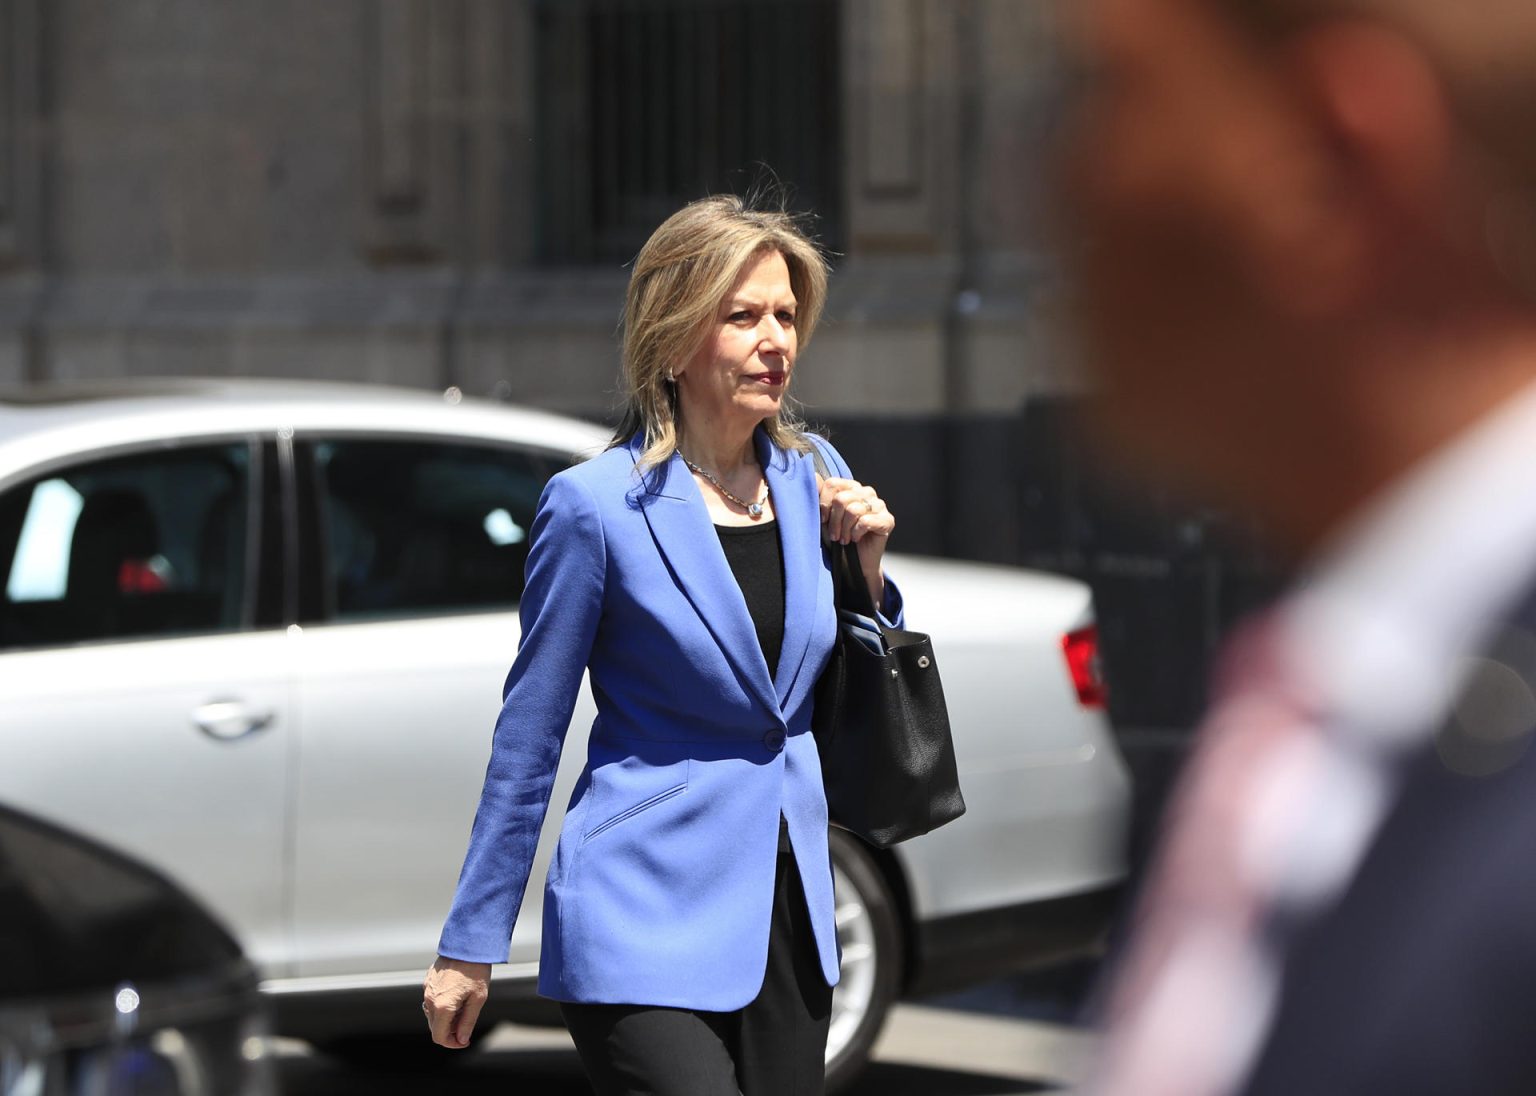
[
  {"x1": 843, "y1": 1061, "x2": 1059, "y2": 1094},
  {"x1": 278, "y1": 1049, "x2": 1060, "y2": 1096},
  {"x1": 921, "y1": 958, "x2": 1101, "y2": 1025},
  {"x1": 278, "y1": 1047, "x2": 589, "y2": 1095},
  {"x1": 274, "y1": 964, "x2": 1097, "y2": 1095}
]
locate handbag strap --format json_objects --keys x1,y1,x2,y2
[{"x1": 808, "y1": 440, "x2": 880, "y2": 620}]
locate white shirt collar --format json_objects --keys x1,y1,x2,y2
[{"x1": 1276, "y1": 379, "x2": 1536, "y2": 748}]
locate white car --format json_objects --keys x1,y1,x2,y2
[{"x1": 0, "y1": 378, "x2": 1130, "y2": 1089}]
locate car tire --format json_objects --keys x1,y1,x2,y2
[{"x1": 825, "y1": 829, "x2": 903, "y2": 1095}]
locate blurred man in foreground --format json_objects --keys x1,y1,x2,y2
[{"x1": 1061, "y1": 0, "x2": 1536, "y2": 1093}]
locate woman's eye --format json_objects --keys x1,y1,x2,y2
[
  {"x1": 729, "y1": 310, "x2": 752, "y2": 322},
  {"x1": 777, "y1": 311, "x2": 796, "y2": 325}
]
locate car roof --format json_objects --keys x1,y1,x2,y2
[{"x1": 0, "y1": 377, "x2": 613, "y2": 479}]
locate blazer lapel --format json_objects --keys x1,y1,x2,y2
[
  {"x1": 629, "y1": 436, "x2": 783, "y2": 722},
  {"x1": 760, "y1": 430, "x2": 822, "y2": 707}
]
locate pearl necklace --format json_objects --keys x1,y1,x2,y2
[{"x1": 681, "y1": 455, "x2": 770, "y2": 519}]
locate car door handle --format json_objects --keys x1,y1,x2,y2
[{"x1": 192, "y1": 700, "x2": 276, "y2": 741}]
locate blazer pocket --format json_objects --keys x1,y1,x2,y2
[{"x1": 581, "y1": 756, "x2": 690, "y2": 844}]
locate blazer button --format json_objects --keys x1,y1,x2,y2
[{"x1": 763, "y1": 729, "x2": 786, "y2": 752}]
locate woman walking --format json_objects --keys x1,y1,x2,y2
[{"x1": 422, "y1": 194, "x2": 900, "y2": 1095}]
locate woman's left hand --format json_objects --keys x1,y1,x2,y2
[
  {"x1": 818, "y1": 476, "x2": 895, "y2": 608},
  {"x1": 422, "y1": 956, "x2": 491, "y2": 1049}
]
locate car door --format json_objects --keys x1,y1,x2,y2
[
  {"x1": 285, "y1": 435, "x2": 593, "y2": 979},
  {"x1": 0, "y1": 439, "x2": 294, "y2": 970}
]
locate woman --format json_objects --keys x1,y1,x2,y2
[{"x1": 421, "y1": 195, "x2": 901, "y2": 1095}]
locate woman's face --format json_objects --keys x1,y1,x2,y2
[{"x1": 674, "y1": 249, "x2": 798, "y2": 438}]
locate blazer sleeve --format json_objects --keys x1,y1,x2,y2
[
  {"x1": 807, "y1": 435, "x2": 905, "y2": 628},
  {"x1": 437, "y1": 470, "x2": 606, "y2": 963}
]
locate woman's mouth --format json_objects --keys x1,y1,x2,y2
[{"x1": 747, "y1": 371, "x2": 787, "y2": 387}]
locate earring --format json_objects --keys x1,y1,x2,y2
[{"x1": 665, "y1": 370, "x2": 676, "y2": 383}]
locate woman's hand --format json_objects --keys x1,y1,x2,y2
[
  {"x1": 422, "y1": 956, "x2": 491, "y2": 1049},
  {"x1": 817, "y1": 475, "x2": 895, "y2": 608}
]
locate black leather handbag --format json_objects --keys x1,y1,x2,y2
[{"x1": 811, "y1": 508, "x2": 966, "y2": 848}]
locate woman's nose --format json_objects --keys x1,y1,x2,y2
[{"x1": 759, "y1": 317, "x2": 790, "y2": 353}]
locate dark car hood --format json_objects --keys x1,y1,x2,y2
[{"x1": 0, "y1": 804, "x2": 245, "y2": 998}]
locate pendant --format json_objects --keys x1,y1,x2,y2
[{"x1": 748, "y1": 503, "x2": 764, "y2": 519}]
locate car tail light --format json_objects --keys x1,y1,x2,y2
[{"x1": 1062, "y1": 625, "x2": 1107, "y2": 709}]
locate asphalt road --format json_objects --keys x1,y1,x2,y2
[{"x1": 273, "y1": 968, "x2": 1097, "y2": 1096}]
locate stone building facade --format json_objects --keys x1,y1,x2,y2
[{"x1": 0, "y1": 2, "x2": 1072, "y2": 408}]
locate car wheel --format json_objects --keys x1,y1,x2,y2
[{"x1": 825, "y1": 829, "x2": 902, "y2": 1094}]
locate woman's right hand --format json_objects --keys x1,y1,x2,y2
[{"x1": 422, "y1": 955, "x2": 492, "y2": 1048}]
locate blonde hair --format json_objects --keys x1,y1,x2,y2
[{"x1": 611, "y1": 194, "x2": 831, "y2": 470}]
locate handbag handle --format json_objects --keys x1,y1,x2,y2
[{"x1": 808, "y1": 442, "x2": 880, "y2": 620}]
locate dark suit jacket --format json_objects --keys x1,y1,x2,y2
[{"x1": 1241, "y1": 588, "x2": 1536, "y2": 1094}]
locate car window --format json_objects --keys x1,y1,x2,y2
[
  {"x1": 312, "y1": 439, "x2": 563, "y2": 621},
  {"x1": 0, "y1": 444, "x2": 253, "y2": 651}
]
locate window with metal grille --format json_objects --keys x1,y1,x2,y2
[{"x1": 533, "y1": 0, "x2": 842, "y2": 265}]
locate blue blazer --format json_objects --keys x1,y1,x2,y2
[{"x1": 437, "y1": 429, "x2": 902, "y2": 1009}]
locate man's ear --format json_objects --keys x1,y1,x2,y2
[
  {"x1": 1290, "y1": 21, "x2": 1455, "y2": 225},
  {"x1": 1256, "y1": 20, "x2": 1456, "y2": 315}
]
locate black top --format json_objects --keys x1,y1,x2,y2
[{"x1": 714, "y1": 520, "x2": 786, "y2": 680}]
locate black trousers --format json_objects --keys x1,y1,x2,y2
[{"x1": 559, "y1": 824, "x2": 833, "y2": 1096}]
